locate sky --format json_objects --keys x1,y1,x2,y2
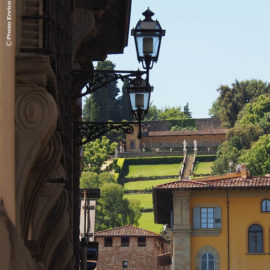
[{"x1": 107, "y1": 0, "x2": 270, "y2": 118}]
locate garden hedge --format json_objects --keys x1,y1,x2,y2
[
  {"x1": 114, "y1": 156, "x2": 183, "y2": 183},
  {"x1": 195, "y1": 155, "x2": 216, "y2": 162}
]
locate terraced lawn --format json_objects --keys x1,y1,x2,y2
[
  {"x1": 194, "y1": 162, "x2": 214, "y2": 175},
  {"x1": 138, "y1": 212, "x2": 163, "y2": 234},
  {"x1": 126, "y1": 163, "x2": 181, "y2": 178},
  {"x1": 124, "y1": 178, "x2": 178, "y2": 191},
  {"x1": 124, "y1": 193, "x2": 153, "y2": 209}
]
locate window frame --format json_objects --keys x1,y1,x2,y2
[
  {"x1": 200, "y1": 207, "x2": 214, "y2": 229},
  {"x1": 248, "y1": 224, "x2": 264, "y2": 254},
  {"x1": 104, "y1": 236, "x2": 113, "y2": 247},
  {"x1": 121, "y1": 236, "x2": 129, "y2": 247},
  {"x1": 193, "y1": 206, "x2": 221, "y2": 230},
  {"x1": 261, "y1": 199, "x2": 270, "y2": 212},
  {"x1": 137, "y1": 236, "x2": 146, "y2": 247},
  {"x1": 130, "y1": 140, "x2": 136, "y2": 150},
  {"x1": 122, "y1": 260, "x2": 128, "y2": 268},
  {"x1": 195, "y1": 246, "x2": 220, "y2": 270},
  {"x1": 200, "y1": 252, "x2": 215, "y2": 270}
]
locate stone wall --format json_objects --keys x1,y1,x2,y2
[
  {"x1": 96, "y1": 236, "x2": 168, "y2": 270},
  {"x1": 143, "y1": 119, "x2": 221, "y2": 132},
  {"x1": 195, "y1": 118, "x2": 221, "y2": 130}
]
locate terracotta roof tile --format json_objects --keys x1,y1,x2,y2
[
  {"x1": 95, "y1": 225, "x2": 160, "y2": 237},
  {"x1": 155, "y1": 175, "x2": 270, "y2": 190}
]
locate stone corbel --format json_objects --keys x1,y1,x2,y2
[
  {"x1": 22, "y1": 132, "x2": 63, "y2": 242},
  {"x1": 39, "y1": 190, "x2": 73, "y2": 269},
  {"x1": 15, "y1": 54, "x2": 58, "y2": 235}
]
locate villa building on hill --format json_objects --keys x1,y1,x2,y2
[
  {"x1": 153, "y1": 165, "x2": 270, "y2": 270},
  {"x1": 124, "y1": 119, "x2": 228, "y2": 155},
  {"x1": 95, "y1": 225, "x2": 171, "y2": 270}
]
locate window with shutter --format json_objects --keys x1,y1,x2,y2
[
  {"x1": 214, "y1": 207, "x2": 221, "y2": 228},
  {"x1": 193, "y1": 207, "x2": 201, "y2": 229},
  {"x1": 193, "y1": 207, "x2": 221, "y2": 230}
]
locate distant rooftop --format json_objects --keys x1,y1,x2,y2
[
  {"x1": 155, "y1": 174, "x2": 270, "y2": 190},
  {"x1": 95, "y1": 225, "x2": 161, "y2": 237},
  {"x1": 153, "y1": 166, "x2": 270, "y2": 224}
]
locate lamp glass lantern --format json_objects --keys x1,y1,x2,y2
[
  {"x1": 131, "y1": 8, "x2": 165, "y2": 70},
  {"x1": 126, "y1": 80, "x2": 153, "y2": 122}
]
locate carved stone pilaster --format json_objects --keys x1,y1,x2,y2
[
  {"x1": 172, "y1": 191, "x2": 191, "y2": 270},
  {"x1": 15, "y1": 55, "x2": 58, "y2": 235},
  {"x1": 39, "y1": 190, "x2": 73, "y2": 269},
  {"x1": 22, "y1": 132, "x2": 63, "y2": 241},
  {"x1": 0, "y1": 204, "x2": 45, "y2": 270}
]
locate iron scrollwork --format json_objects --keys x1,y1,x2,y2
[
  {"x1": 75, "y1": 121, "x2": 136, "y2": 145},
  {"x1": 72, "y1": 69, "x2": 147, "y2": 98}
]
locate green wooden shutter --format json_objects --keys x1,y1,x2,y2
[
  {"x1": 193, "y1": 207, "x2": 200, "y2": 229},
  {"x1": 214, "y1": 207, "x2": 221, "y2": 228}
]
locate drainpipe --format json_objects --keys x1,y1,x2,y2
[{"x1": 226, "y1": 190, "x2": 230, "y2": 270}]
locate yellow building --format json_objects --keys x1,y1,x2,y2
[{"x1": 153, "y1": 165, "x2": 270, "y2": 270}]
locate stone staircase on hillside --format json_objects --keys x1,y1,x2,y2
[{"x1": 181, "y1": 154, "x2": 194, "y2": 179}]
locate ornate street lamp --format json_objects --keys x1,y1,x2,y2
[
  {"x1": 126, "y1": 79, "x2": 153, "y2": 138},
  {"x1": 132, "y1": 8, "x2": 165, "y2": 70},
  {"x1": 73, "y1": 8, "x2": 165, "y2": 144}
]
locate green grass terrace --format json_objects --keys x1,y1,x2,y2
[
  {"x1": 138, "y1": 212, "x2": 163, "y2": 234},
  {"x1": 124, "y1": 193, "x2": 153, "y2": 209},
  {"x1": 124, "y1": 178, "x2": 178, "y2": 191},
  {"x1": 126, "y1": 163, "x2": 181, "y2": 178},
  {"x1": 193, "y1": 161, "x2": 214, "y2": 177}
]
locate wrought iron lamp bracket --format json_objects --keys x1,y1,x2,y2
[
  {"x1": 72, "y1": 69, "x2": 148, "y2": 98},
  {"x1": 75, "y1": 121, "x2": 138, "y2": 145}
]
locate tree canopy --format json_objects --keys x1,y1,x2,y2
[
  {"x1": 83, "y1": 136, "x2": 117, "y2": 173},
  {"x1": 210, "y1": 80, "x2": 270, "y2": 127},
  {"x1": 80, "y1": 172, "x2": 141, "y2": 231},
  {"x1": 211, "y1": 91, "x2": 270, "y2": 175},
  {"x1": 83, "y1": 60, "x2": 130, "y2": 122},
  {"x1": 239, "y1": 135, "x2": 270, "y2": 175}
]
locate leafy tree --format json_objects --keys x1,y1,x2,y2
[
  {"x1": 226, "y1": 123, "x2": 263, "y2": 150},
  {"x1": 239, "y1": 134, "x2": 270, "y2": 175},
  {"x1": 144, "y1": 104, "x2": 159, "y2": 121},
  {"x1": 80, "y1": 172, "x2": 141, "y2": 230},
  {"x1": 183, "y1": 103, "x2": 192, "y2": 118},
  {"x1": 159, "y1": 106, "x2": 188, "y2": 120},
  {"x1": 80, "y1": 171, "x2": 99, "y2": 188},
  {"x1": 211, "y1": 80, "x2": 270, "y2": 127},
  {"x1": 83, "y1": 60, "x2": 121, "y2": 122},
  {"x1": 83, "y1": 136, "x2": 117, "y2": 173},
  {"x1": 211, "y1": 140, "x2": 241, "y2": 175},
  {"x1": 120, "y1": 80, "x2": 133, "y2": 121},
  {"x1": 96, "y1": 183, "x2": 141, "y2": 230},
  {"x1": 237, "y1": 94, "x2": 270, "y2": 134},
  {"x1": 208, "y1": 100, "x2": 220, "y2": 118}
]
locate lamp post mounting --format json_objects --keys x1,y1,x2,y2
[
  {"x1": 72, "y1": 69, "x2": 147, "y2": 98},
  {"x1": 74, "y1": 8, "x2": 165, "y2": 143},
  {"x1": 75, "y1": 121, "x2": 137, "y2": 145}
]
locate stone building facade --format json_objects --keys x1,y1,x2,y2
[
  {"x1": 125, "y1": 121, "x2": 227, "y2": 154},
  {"x1": 95, "y1": 225, "x2": 171, "y2": 270},
  {"x1": 0, "y1": 0, "x2": 131, "y2": 269}
]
